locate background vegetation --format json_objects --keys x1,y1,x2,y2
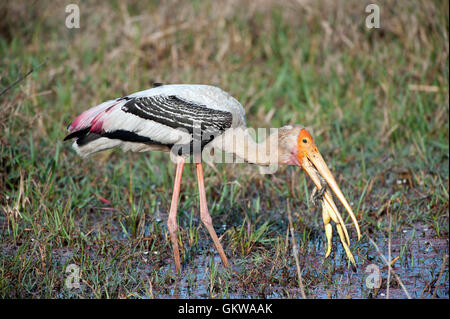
[{"x1": 0, "y1": 0, "x2": 448, "y2": 298}]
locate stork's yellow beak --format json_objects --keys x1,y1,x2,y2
[{"x1": 296, "y1": 129, "x2": 361, "y2": 265}]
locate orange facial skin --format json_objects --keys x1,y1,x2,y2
[{"x1": 297, "y1": 129, "x2": 319, "y2": 164}]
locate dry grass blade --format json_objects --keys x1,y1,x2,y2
[
  {"x1": 0, "y1": 58, "x2": 47, "y2": 97},
  {"x1": 387, "y1": 211, "x2": 392, "y2": 299},
  {"x1": 408, "y1": 84, "x2": 441, "y2": 92},
  {"x1": 432, "y1": 254, "x2": 448, "y2": 298},
  {"x1": 287, "y1": 200, "x2": 307, "y2": 299}
]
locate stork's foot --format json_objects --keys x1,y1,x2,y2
[
  {"x1": 167, "y1": 217, "x2": 181, "y2": 273},
  {"x1": 200, "y1": 209, "x2": 230, "y2": 267}
]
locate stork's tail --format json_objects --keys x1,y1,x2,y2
[{"x1": 63, "y1": 99, "x2": 125, "y2": 157}]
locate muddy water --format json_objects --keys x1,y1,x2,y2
[
  {"x1": 308, "y1": 226, "x2": 449, "y2": 299},
  {"x1": 153, "y1": 225, "x2": 448, "y2": 299}
]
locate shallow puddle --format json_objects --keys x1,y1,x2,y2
[{"x1": 150, "y1": 224, "x2": 448, "y2": 299}]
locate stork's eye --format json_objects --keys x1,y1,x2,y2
[{"x1": 302, "y1": 139, "x2": 308, "y2": 144}]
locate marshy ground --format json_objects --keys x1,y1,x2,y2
[{"x1": 0, "y1": 0, "x2": 448, "y2": 298}]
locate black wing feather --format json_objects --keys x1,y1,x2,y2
[{"x1": 121, "y1": 95, "x2": 233, "y2": 149}]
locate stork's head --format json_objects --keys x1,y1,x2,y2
[{"x1": 277, "y1": 125, "x2": 361, "y2": 240}]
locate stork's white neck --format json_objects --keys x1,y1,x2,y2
[{"x1": 209, "y1": 127, "x2": 281, "y2": 165}]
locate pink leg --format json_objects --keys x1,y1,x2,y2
[
  {"x1": 196, "y1": 162, "x2": 230, "y2": 268},
  {"x1": 167, "y1": 157, "x2": 185, "y2": 274}
]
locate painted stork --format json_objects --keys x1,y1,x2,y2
[{"x1": 64, "y1": 84, "x2": 361, "y2": 273}]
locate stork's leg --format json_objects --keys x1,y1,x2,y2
[
  {"x1": 167, "y1": 157, "x2": 185, "y2": 274},
  {"x1": 196, "y1": 162, "x2": 230, "y2": 268}
]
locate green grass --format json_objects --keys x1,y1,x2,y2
[{"x1": 0, "y1": 0, "x2": 448, "y2": 298}]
